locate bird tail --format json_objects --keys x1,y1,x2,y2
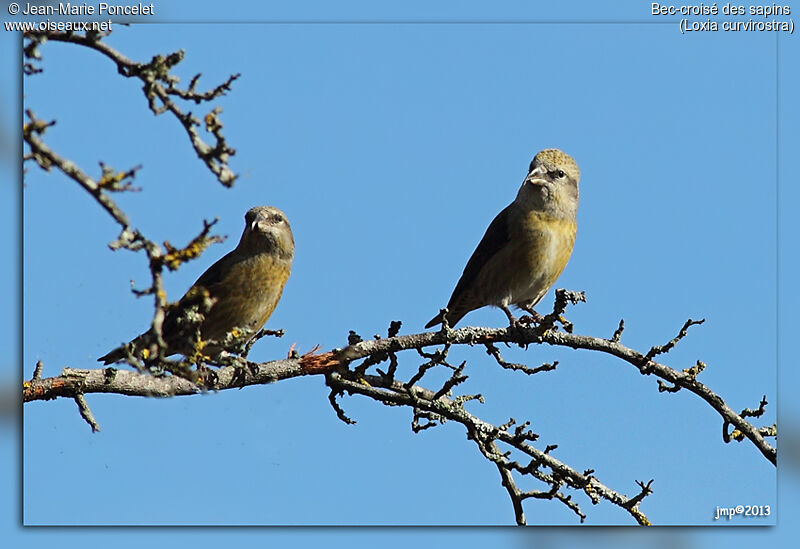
[
  {"x1": 97, "y1": 346, "x2": 126, "y2": 365},
  {"x1": 97, "y1": 334, "x2": 146, "y2": 365},
  {"x1": 424, "y1": 308, "x2": 465, "y2": 329},
  {"x1": 424, "y1": 314, "x2": 441, "y2": 329}
]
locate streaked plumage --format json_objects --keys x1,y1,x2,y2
[
  {"x1": 98, "y1": 206, "x2": 294, "y2": 364},
  {"x1": 426, "y1": 149, "x2": 580, "y2": 328}
]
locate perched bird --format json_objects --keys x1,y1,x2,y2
[
  {"x1": 425, "y1": 149, "x2": 580, "y2": 328},
  {"x1": 98, "y1": 206, "x2": 294, "y2": 364}
]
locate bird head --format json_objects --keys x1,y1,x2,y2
[
  {"x1": 239, "y1": 206, "x2": 295, "y2": 259},
  {"x1": 515, "y1": 148, "x2": 580, "y2": 219}
]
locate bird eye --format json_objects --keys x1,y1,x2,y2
[{"x1": 555, "y1": 169, "x2": 566, "y2": 179}]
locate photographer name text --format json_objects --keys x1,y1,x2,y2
[{"x1": 20, "y1": 2, "x2": 154, "y2": 16}]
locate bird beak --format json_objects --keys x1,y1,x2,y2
[
  {"x1": 250, "y1": 213, "x2": 271, "y2": 233},
  {"x1": 525, "y1": 166, "x2": 547, "y2": 186}
]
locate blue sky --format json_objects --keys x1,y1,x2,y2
[{"x1": 4, "y1": 0, "x2": 800, "y2": 546}]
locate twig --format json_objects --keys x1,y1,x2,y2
[
  {"x1": 645, "y1": 318, "x2": 705, "y2": 360},
  {"x1": 485, "y1": 342, "x2": 557, "y2": 375},
  {"x1": 24, "y1": 29, "x2": 239, "y2": 186},
  {"x1": 327, "y1": 371, "x2": 652, "y2": 525},
  {"x1": 23, "y1": 303, "x2": 777, "y2": 466},
  {"x1": 74, "y1": 394, "x2": 101, "y2": 432}
]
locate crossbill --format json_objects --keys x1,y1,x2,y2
[
  {"x1": 426, "y1": 149, "x2": 580, "y2": 328},
  {"x1": 98, "y1": 206, "x2": 294, "y2": 364}
]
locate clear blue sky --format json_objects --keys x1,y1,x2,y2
[{"x1": 3, "y1": 0, "x2": 799, "y2": 546}]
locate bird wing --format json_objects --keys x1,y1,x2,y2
[
  {"x1": 180, "y1": 250, "x2": 289, "y2": 343},
  {"x1": 425, "y1": 204, "x2": 512, "y2": 328},
  {"x1": 449, "y1": 204, "x2": 512, "y2": 307},
  {"x1": 189, "y1": 250, "x2": 239, "y2": 297},
  {"x1": 159, "y1": 250, "x2": 241, "y2": 342}
]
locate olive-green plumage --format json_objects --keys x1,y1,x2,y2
[
  {"x1": 426, "y1": 149, "x2": 580, "y2": 328},
  {"x1": 98, "y1": 206, "x2": 294, "y2": 364}
]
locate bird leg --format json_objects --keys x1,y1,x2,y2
[
  {"x1": 500, "y1": 304, "x2": 521, "y2": 327},
  {"x1": 518, "y1": 303, "x2": 544, "y2": 325}
]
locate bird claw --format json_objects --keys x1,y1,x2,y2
[
  {"x1": 518, "y1": 305, "x2": 544, "y2": 325},
  {"x1": 517, "y1": 315, "x2": 536, "y2": 328}
]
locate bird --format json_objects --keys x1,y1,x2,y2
[
  {"x1": 425, "y1": 148, "x2": 580, "y2": 329},
  {"x1": 98, "y1": 206, "x2": 294, "y2": 365}
]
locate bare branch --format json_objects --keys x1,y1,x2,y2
[
  {"x1": 611, "y1": 319, "x2": 625, "y2": 343},
  {"x1": 24, "y1": 29, "x2": 240, "y2": 186},
  {"x1": 74, "y1": 394, "x2": 101, "y2": 433},
  {"x1": 741, "y1": 395, "x2": 769, "y2": 419},
  {"x1": 645, "y1": 318, "x2": 705, "y2": 361},
  {"x1": 162, "y1": 218, "x2": 226, "y2": 271},
  {"x1": 327, "y1": 371, "x2": 651, "y2": 525},
  {"x1": 22, "y1": 30, "x2": 774, "y2": 525},
  {"x1": 242, "y1": 329, "x2": 284, "y2": 359},
  {"x1": 23, "y1": 109, "x2": 133, "y2": 228},
  {"x1": 32, "y1": 360, "x2": 44, "y2": 381},
  {"x1": 485, "y1": 342, "x2": 557, "y2": 375},
  {"x1": 725, "y1": 396, "x2": 776, "y2": 443},
  {"x1": 23, "y1": 293, "x2": 777, "y2": 467},
  {"x1": 23, "y1": 108, "x2": 229, "y2": 376}
]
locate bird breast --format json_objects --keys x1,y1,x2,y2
[
  {"x1": 201, "y1": 255, "x2": 291, "y2": 341},
  {"x1": 506, "y1": 211, "x2": 576, "y2": 306}
]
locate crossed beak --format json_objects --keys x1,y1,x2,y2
[
  {"x1": 250, "y1": 214, "x2": 271, "y2": 233},
  {"x1": 525, "y1": 166, "x2": 547, "y2": 186}
]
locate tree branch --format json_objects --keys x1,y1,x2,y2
[
  {"x1": 22, "y1": 29, "x2": 774, "y2": 526},
  {"x1": 23, "y1": 109, "x2": 227, "y2": 378},
  {"x1": 23, "y1": 29, "x2": 239, "y2": 187},
  {"x1": 325, "y1": 370, "x2": 650, "y2": 525},
  {"x1": 23, "y1": 298, "x2": 777, "y2": 468}
]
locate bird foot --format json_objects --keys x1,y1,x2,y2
[
  {"x1": 517, "y1": 315, "x2": 537, "y2": 328},
  {"x1": 502, "y1": 306, "x2": 542, "y2": 329},
  {"x1": 518, "y1": 306, "x2": 544, "y2": 325}
]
